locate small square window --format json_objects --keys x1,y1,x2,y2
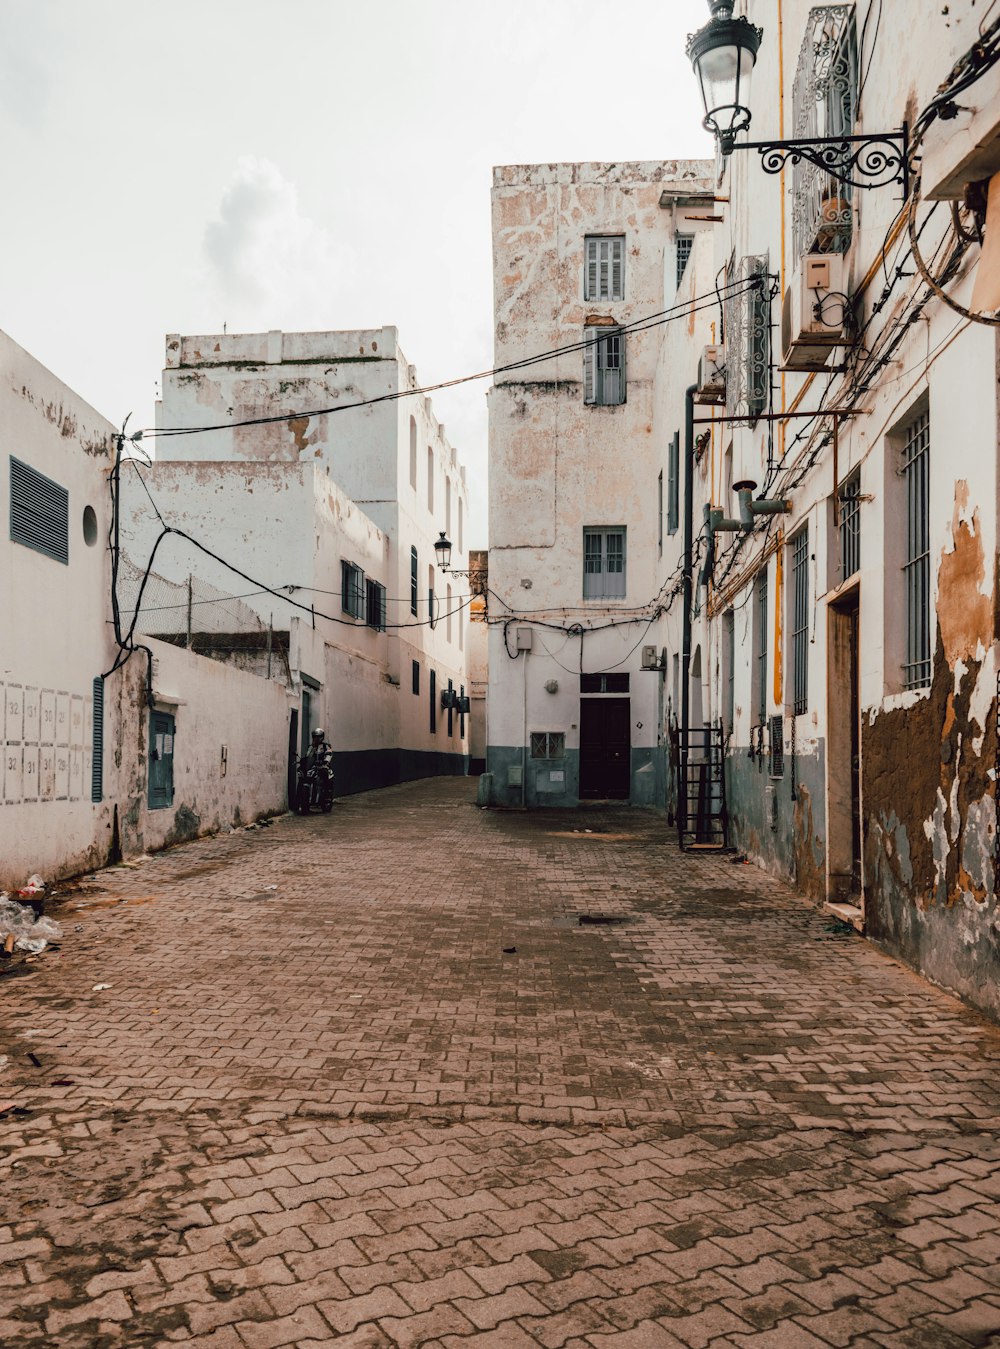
[{"x1": 530, "y1": 732, "x2": 565, "y2": 760}]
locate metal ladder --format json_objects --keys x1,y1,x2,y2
[{"x1": 677, "y1": 724, "x2": 728, "y2": 851}]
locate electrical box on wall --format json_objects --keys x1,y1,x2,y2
[
  {"x1": 515, "y1": 627, "x2": 533, "y2": 651},
  {"x1": 695, "y1": 344, "x2": 726, "y2": 403}
]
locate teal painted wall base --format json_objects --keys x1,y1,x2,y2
[
  {"x1": 486, "y1": 744, "x2": 666, "y2": 808},
  {"x1": 333, "y1": 748, "x2": 469, "y2": 798}
]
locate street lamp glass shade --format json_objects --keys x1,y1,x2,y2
[
  {"x1": 686, "y1": 3, "x2": 762, "y2": 154},
  {"x1": 434, "y1": 531, "x2": 452, "y2": 569}
]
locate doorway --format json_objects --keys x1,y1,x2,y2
[
  {"x1": 827, "y1": 590, "x2": 861, "y2": 903},
  {"x1": 579, "y1": 697, "x2": 631, "y2": 799}
]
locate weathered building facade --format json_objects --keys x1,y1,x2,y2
[
  {"x1": 132, "y1": 328, "x2": 475, "y2": 791},
  {"x1": 486, "y1": 161, "x2": 713, "y2": 808}
]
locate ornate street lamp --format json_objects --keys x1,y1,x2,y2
[
  {"x1": 686, "y1": 0, "x2": 908, "y2": 192},
  {"x1": 686, "y1": 0, "x2": 762, "y2": 155},
  {"x1": 433, "y1": 531, "x2": 452, "y2": 571}
]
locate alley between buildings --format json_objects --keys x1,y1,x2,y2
[{"x1": 1, "y1": 778, "x2": 999, "y2": 1348}]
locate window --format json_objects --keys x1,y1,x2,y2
[
  {"x1": 838, "y1": 467, "x2": 861, "y2": 581},
  {"x1": 92, "y1": 675, "x2": 104, "y2": 803},
  {"x1": 412, "y1": 659, "x2": 420, "y2": 694},
  {"x1": 724, "y1": 610, "x2": 735, "y2": 735},
  {"x1": 584, "y1": 235, "x2": 625, "y2": 301},
  {"x1": 409, "y1": 416, "x2": 417, "y2": 489},
  {"x1": 676, "y1": 234, "x2": 694, "y2": 288},
  {"x1": 583, "y1": 327, "x2": 625, "y2": 406},
  {"x1": 530, "y1": 732, "x2": 565, "y2": 760},
  {"x1": 365, "y1": 577, "x2": 387, "y2": 631},
  {"x1": 429, "y1": 669, "x2": 437, "y2": 733},
  {"x1": 410, "y1": 546, "x2": 418, "y2": 616},
  {"x1": 792, "y1": 6, "x2": 858, "y2": 256},
  {"x1": 902, "y1": 410, "x2": 931, "y2": 690},
  {"x1": 427, "y1": 447, "x2": 434, "y2": 511},
  {"x1": 583, "y1": 527, "x2": 626, "y2": 599},
  {"x1": 341, "y1": 560, "x2": 365, "y2": 618},
  {"x1": 580, "y1": 673, "x2": 630, "y2": 693},
  {"x1": 10, "y1": 456, "x2": 69, "y2": 565},
  {"x1": 428, "y1": 564, "x2": 436, "y2": 629},
  {"x1": 445, "y1": 477, "x2": 452, "y2": 534},
  {"x1": 790, "y1": 526, "x2": 809, "y2": 715},
  {"x1": 458, "y1": 496, "x2": 464, "y2": 555},
  {"x1": 755, "y1": 567, "x2": 768, "y2": 725},
  {"x1": 657, "y1": 471, "x2": 663, "y2": 556},
  {"x1": 724, "y1": 256, "x2": 770, "y2": 424},
  {"x1": 148, "y1": 710, "x2": 175, "y2": 809},
  {"x1": 769, "y1": 714, "x2": 784, "y2": 778},
  {"x1": 667, "y1": 432, "x2": 680, "y2": 535},
  {"x1": 446, "y1": 583, "x2": 452, "y2": 643}
]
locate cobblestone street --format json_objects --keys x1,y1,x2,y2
[{"x1": 2, "y1": 777, "x2": 1000, "y2": 1348}]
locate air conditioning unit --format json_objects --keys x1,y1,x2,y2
[
  {"x1": 781, "y1": 254, "x2": 847, "y2": 371},
  {"x1": 694, "y1": 344, "x2": 726, "y2": 403},
  {"x1": 640, "y1": 645, "x2": 660, "y2": 670}
]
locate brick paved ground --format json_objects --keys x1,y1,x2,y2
[{"x1": 2, "y1": 776, "x2": 1000, "y2": 1348}]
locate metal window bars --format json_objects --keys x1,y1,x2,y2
[
  {"x1": 756, "y1": 567, "x2": 769, "y2": 726},
  {"x1": 676, "y1": 235, "x2": 694, "y2": 288},
  {"x1": 725, "y1": 256, "x2": 770, "y2": 425},
  {"x1": 902, "y1": 410, "x2": 931, "y2": 690},
  {"x1": 838, "y1": 468, "x2": 861, "y2": 580},
  {"x1": 791, "y1": 5, "x2": 858, "y2": 257},
  {"x1": 791, "y1": 527, "x2": 809, "y2": 715}
]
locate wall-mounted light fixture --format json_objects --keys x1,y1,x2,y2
[{"x1": 687, "y1": 0, "x2": 908, "y2": 192}]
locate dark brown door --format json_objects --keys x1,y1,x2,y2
[{"x1": 580, "y1": 698, "x2": 631, "y2": 799}]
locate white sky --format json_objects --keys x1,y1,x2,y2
[{"x1": 0, "y1": 0, "x2": 714, "y2": 545}]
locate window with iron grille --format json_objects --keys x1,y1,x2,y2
[
  {"x1": 724, "y1": 257, "x2": 770, "y2": 425},
  {"x1": 769, "y1": 714, "x2": 785, "y2": 777},
  {"x1": 583, "y1": 527, "x2": 626, "y2": 599},
  {"x1": 410, "y1": 546, "x2": 418, "y2": 616},
  {"x1": 791, "y1": 527, "x2": 810, "y2": 715},
  {"x1": 341, "y1": 560, "x2": 365, "y2": 618},
  {"x1": 583, "y1": 327, "x2": 625, "y2": 406},
  {"x1": 584, "y1": 235, "x2": 625, "y2": 301},
  {"x1": 791, "y1": 6, "x2": 858, "y2": 257},
  {"x1": 530, "y1": 732, "x2": 565, "y2": 760},
  {"x1": 756, "y1": 567, "x2": 768, "y2": 725},
  {"x1": 902, "y1": 410, "x2": 931, "y2": 690},
  {"x1": 9, "y1": 456, "x2": 69, "y2": 565},
  {"x1": 838, "y1": 467, "x2": 861, "y2": 580},
  {"x1": 667, "y1": 431, "x2": 680, "y2": 534},
  {"x1": 365, "y1": 578, "x2": 387, "y2": 631},
  {"x1": 676, "y1": 234, "x2": 694, "y2": 288},
  {"x1": 724, "y1": 610, "x2": 735, "y2": 734}
]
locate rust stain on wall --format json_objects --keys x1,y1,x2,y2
[{"x1": 937, "y1": 486, "x2": 991, "y2": 666}]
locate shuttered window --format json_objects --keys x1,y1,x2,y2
[
  {"x1": 91, "y1": 676, "x2": 104, "y2": 802},
  {"x1": 583, "y1": 328, "x2": 625, "y2": 406},
  {"x1": 584, "y1": 236, "x2": 625, "y2": 301},
  {"x1": 410, "y1": 546, "x2": 418, "y2": 616},
  {"x1": 341, "y1": 560, "x2": 365, "y2": 618},
  {"x1": 10, "y1": 456, "x2": 69, "y2": 564},
  {"x1": 667, "y1": 431, "x2": 680, "y2": 534},
  {"x1": 365, "y1": 578, "x2": 387, "y2": 631},
  {"x1": 148, "y1": 710, "x2": 175, "y2": 809},
  {"x1": 583, "y1": 527, "x2": 626, "y2": 599}
]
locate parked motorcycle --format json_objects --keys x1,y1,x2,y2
[{"x1": 294, "y1": 750, "x2": 335, "y2": 814}]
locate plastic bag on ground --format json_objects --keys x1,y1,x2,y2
[{"x1": 0, "y1": 897, "x2": 62, "y2": 954}]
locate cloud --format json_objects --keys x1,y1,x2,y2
[
  {"x1": 204, "y1": 157, "x2": 350, "y2": 328},
  {"x1": 0, "y1": 1, "x2": 60, "y2": 128}
]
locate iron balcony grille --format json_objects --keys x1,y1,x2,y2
[
  {"x1": 902, "y1": 410, "x2": 931, "y2": 690},
  {"x1": 791, "y1": 526, "x2": 809, "y2": 715},
  {"x1": 725, "y1": 256, "x2": 770, "y2": 425},
  {"x1": 839, "y1": 468, "x2": 861, "y2": 579},
  {"x1": 791, "y1": 5, "x2": 858, "y2": 257}
]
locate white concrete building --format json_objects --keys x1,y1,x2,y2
[
  {"x1": 133, "y1": 328, "x2": 474, "y2": 790},
  {"x1": 652, "y1": 0, "x2": 1000, "y2": 1020},
  {"x1": 0, "y1": 331, "x2": 120, "y2": 886},
  {"x1": 486, "y1": 161, "x2": 713, "y2": 807}
]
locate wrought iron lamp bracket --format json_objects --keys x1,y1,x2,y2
[{"x1": 732, "y1": 126, "x2": 909, "y2": 196}]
